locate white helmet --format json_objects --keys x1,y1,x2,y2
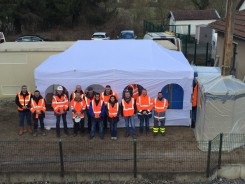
[
  {"x1": 57, "y1": 86, "x2": 63, "y2": 91},
  {"x1": 74, "y1": 116, "x2": 81, "y2": 123}
]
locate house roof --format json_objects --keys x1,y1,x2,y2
[
  {"x1": 236, "y1": 0, "x2": 245, "y2": 10},
  {"x1": 209, "y1": 9, "x2": 245, "y2": 39},
  {"x1": 169, "y1": 9, "x2": 220, "y2": 21}
]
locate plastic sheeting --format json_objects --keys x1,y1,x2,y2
[
  {"x1": 34, "y1": 40, "x2": 194, "y2": 128},
  {"x1": 194, "y1": 76, "x2": 245, "y2": 144}
]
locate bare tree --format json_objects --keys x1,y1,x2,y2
[{"x1": 191, "y1": 0, "x2": 210, "y2": 10}]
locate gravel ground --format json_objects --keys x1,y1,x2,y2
[{"x1": 12, "y1": 177, "x2": 245, "y2": 184}]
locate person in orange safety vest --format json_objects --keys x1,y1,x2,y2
[
  {"x1": 100, "y1": 85, "x2": 118, "y2": 130},
  {"x1": 136, "y1": 89, "x2": 154, "y2": 135},
  {"x1": 85, "y1": 87, "x2": 95, "y2": 133},
  {"x1": 106, "y1": 95, "x2": 120, "y2": 140},
  {"x1": 15, "y1": 85, "x2": 32, "y2": 136},
  {"x1": 52, "y1": 86, "x2": 69, "y2": 137},
  {"x1": 89, "y1": 93, "x2": 105, "y2": 140},
  {"x1": 30, "y1": 90, "x2": 46, "y2": 136},
  {"x1": 153, "y1": 92, "x2": 168, "y2": 136},
  {"x1": 70, "y1": 85, "x2": 85, "y2": 101},
  {"x1": 70, "y1": 91, "x2": 86, "y2": 136}
]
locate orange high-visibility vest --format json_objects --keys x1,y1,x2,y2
[
  {"x1": 92, "y1": 99, "x2": 103, "y2": 118},
  {"x1": 101, "y1": 91, "x2": 118, "y2": 105},
  {"x1": 154, "y1": 98, "x2": 168, "y2": 113},
  {"x1": 52, "y1": 94, "x2": 68, "y2": 114},
  {"x1": 85, "y1": 96, "x2": 93, "y2": 109},
  {"x1": 107, "y1": 102, "x2": 119, "y2": 118},
  {"x1": 71, "y1": 91, "x2": 84, "y2": 101},
  {"x1": 127, "y1": 84, "x2": 139, "y2": 100},
  {"x1": 122, "y1": 98, "x2": 135, "y2": 117},
  {"x1": 17, "y1": 92, "x2": 32, "y2": 111},
  {"x1": 136, "y1": 95, "x2": 153, "y2": 112},
  {"x1": 192, "y1": 83, "x2": 198, "y2": 107},
  {"x1": 30, "y1": 98, "x2": 46, "y2": 118},
  {"x1": 70, "y1": 99, "x2": 86, "y2": 118}
]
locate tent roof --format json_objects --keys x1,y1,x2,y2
[
  {"x1": 197, "y1": 75, "x2": 245, "y2": 95},
  {"x1": 35, "y1": 40, "x2": 193, "y2": 80}
]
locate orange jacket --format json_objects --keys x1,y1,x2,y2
[
  {"x1": 16, "y1": 92, "x2": 32, "y2": 111},
  {"x1": 136, "y1": 95, "x2": 153, "y2": 112},
  {"x1": 91, "y1": 99, "x2": 104, "y2": 118},
  {"x1": 84, "y1": 96, "x2": 94, "y2": 109},
  {"x1": 52, "y1": 94, "x2": 68, "y2": 114},
  {"x1": 101, "y1": 91, "x2": 118, "y2": 105},
  {"x1": 107, "y1": 102, "x2": 119, "y2": 118},
  {"x1": 30, "y1": 98, "x2": 46, "y2": 118},
  {"x1": 70, "y1": 98, "x2": 86, "y2": 118},
  {"x1": 121, "y1": 98, "x2": 135, "y2": 117},
  {"x1": 154, "y1": 98, "x2": 168, "y2": 113},
  {"x1": 127, "y1": 84, "x2": 139, "y2": 100},
  {"x1": 192, "y1": 83, "x2": 198, "y2": 107}
]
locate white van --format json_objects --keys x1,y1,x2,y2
[
  {"x1": 144, "y1": 32, "x2": 181, "y2": 51},
  {"x1": 0, "y1": 32, "x2": 6, "y2": 43}
]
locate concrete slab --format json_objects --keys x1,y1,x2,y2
[{"x1": 218, "y1": 165, "x2": 241, "y2": 179}]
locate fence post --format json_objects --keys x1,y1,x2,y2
[
  {"x1": 133, "y1": 139, "x2": 137, "y2": 178},
  {"x1": 194, "y1": 39, "x2": 197, "y2": 65},
  {"x1": 205, "y1": 42, "x2": 209, "y2": 66},
  {"x1": 218, "y1": 133, "x2": 223, "y2": 169},
  {"x1": 206, "y1": 140, "x2": 212, "y2": 177},
  {"x1": 59, "y1": 139, "x2": 64, "y2": 177},
  {"x1": 184, "y1": 35, "x2": 188, "y2": 57}
]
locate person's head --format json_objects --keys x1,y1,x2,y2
[
  {"x1": 87, "y1": 86, "x2": 93, "y2": 94},
  {"x1": 142, "y1": 89, "x2": 147, "y2": 96},
  {"x1": 34, "y1": 90, "x2": 40, "y2": 98},
  {"x1": 95, "y1": 93, "x2": 100, "y2": 100},
  {"x1": 110, "y1": 95, "x2": 116, "y2": 102},
  {"x1": 105, "y1": 85, "x2": 111, "y2": 94},
  {"x1": 158, "y1": 92, "x2": 163, "y2": 99},
  {"x1": 124, "y1": 90, "x2": 131, "y2": 99},
  {"x1": 21, "y1": 85, "x2": 27, "y2": 93},
  {"x1": 57, "y1": 86, "x2": 63, "y2": 95},
  {"x1": 75, "y1": 91, "x2": 81, "y2": 99},
  {"x1": 76, "y1": 85, "x2": 82, "y2": 92}
]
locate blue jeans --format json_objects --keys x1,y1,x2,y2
[
  {"x1": 125, "y1": 116, "x2": 136, "y2": 137},
  {"x1": 18, "y1": 111, "x2": 31, "y2": 127},
  {"x1": 139, "y1": 115, "x2": 149, "y2": 133},
  {"x1": 91, "y1": 120, "x2": 104, "y2": 138},
  {"x1": 110, "y1": 122, "x2": 118, "y2": 137}
]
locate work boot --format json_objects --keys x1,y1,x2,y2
[
  {"x1": 28, "y1": 126, "x2": 33, "y2": 134},
  {"x1": 18, "y1": 127, "x2": 24, "y2": 136}
]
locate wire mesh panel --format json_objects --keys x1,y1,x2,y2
[
  {"x1": 0, "y1": 141, "x2": 60, "y2": 173},
  {"x1": 62, "y1": 140, "x2": 133, "y2": 173},
  {"x1": 221, "y1": 134, "x2": 245, "y2": 165},
  {"x1": 136, "y1": 141, "x2": 208, "y2": 174}
]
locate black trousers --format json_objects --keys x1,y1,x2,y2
[
  {"x1": 73, "y1": 118, "x2": 85, "y2": 134},
  {"x1": 86, "y1": 110, "x2": 92, "y2": 132},
  {"x1": 33, "y1": 118, "x2": 44, "y2": 130},
  {"x1": 55, "y1": 113, "x2": 68, "y2": 135},
  {"x1": 103, "y1": 113, "x2": 108, "y2": 130}
]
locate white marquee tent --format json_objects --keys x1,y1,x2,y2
[
  {"x1": 195, "y1": 76, "x2": 245, "y2": 142},
  {"x1": 34, "y1": 40, "x2": 194, "y2": 128}
]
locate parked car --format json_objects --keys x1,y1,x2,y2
[
  {"x1": 118, "y1": 30, "x2": 137, "y2": 39},
  {"x1": 15, "y1": 35, "x2": 45, "y2": 42},
  {"x1": 91, "y1": 32, "x2": 110, "y2": 40},
  {"x1": 0, "y1": 32, "x2": 6, "y2": 43},
  {"x1": 143, "y1": 32, "x2": 181, "y2": 51}
]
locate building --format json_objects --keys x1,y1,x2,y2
[
  {"x1": 168, "y1": 9, "x2": 220, "y2": 36},
  {"x1": 209, "y1": 9, "x2": 245, "y2": 80}
]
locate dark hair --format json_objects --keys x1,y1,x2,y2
[
  {"x1": 87, "y1": 87, "x2": 93, "y2": 91},
  {"x1": 34, "y1": 90, "x2": 40, "y2": 93},
  {"x1": 95, "y1": 93, "x2": 100, "y2": 96},
  {"x1": 158, "y1": 92, "x2": 162, "y2": 95},
  {"x1": 22, "y1": 85, "x2": 27, "y2": 88},
  {"x1": 106, "y1": 85, "x2": 111, "y2": 88}
]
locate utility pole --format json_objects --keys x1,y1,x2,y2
[{"x1": 222, "y1": 0, "x2": 236, "y2": 76}]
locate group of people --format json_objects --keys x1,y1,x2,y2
[{"x1": 15, "y1": 84, "x2": 169, "y2": 140}]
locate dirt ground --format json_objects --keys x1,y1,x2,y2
[{"x1": 0, "y1": 98, "x2": 196, "y2": 142}]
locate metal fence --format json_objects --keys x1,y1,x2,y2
[{"x1": 0, "y1": 134, "x2": 244, "y2": 177}]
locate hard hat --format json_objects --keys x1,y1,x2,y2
[
  {"x1": 74, "y1": 116, "x2": 81, "y2": 123},
  {"x1": 57, "y1": 86, "x2": 63, "y2": 91}
]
